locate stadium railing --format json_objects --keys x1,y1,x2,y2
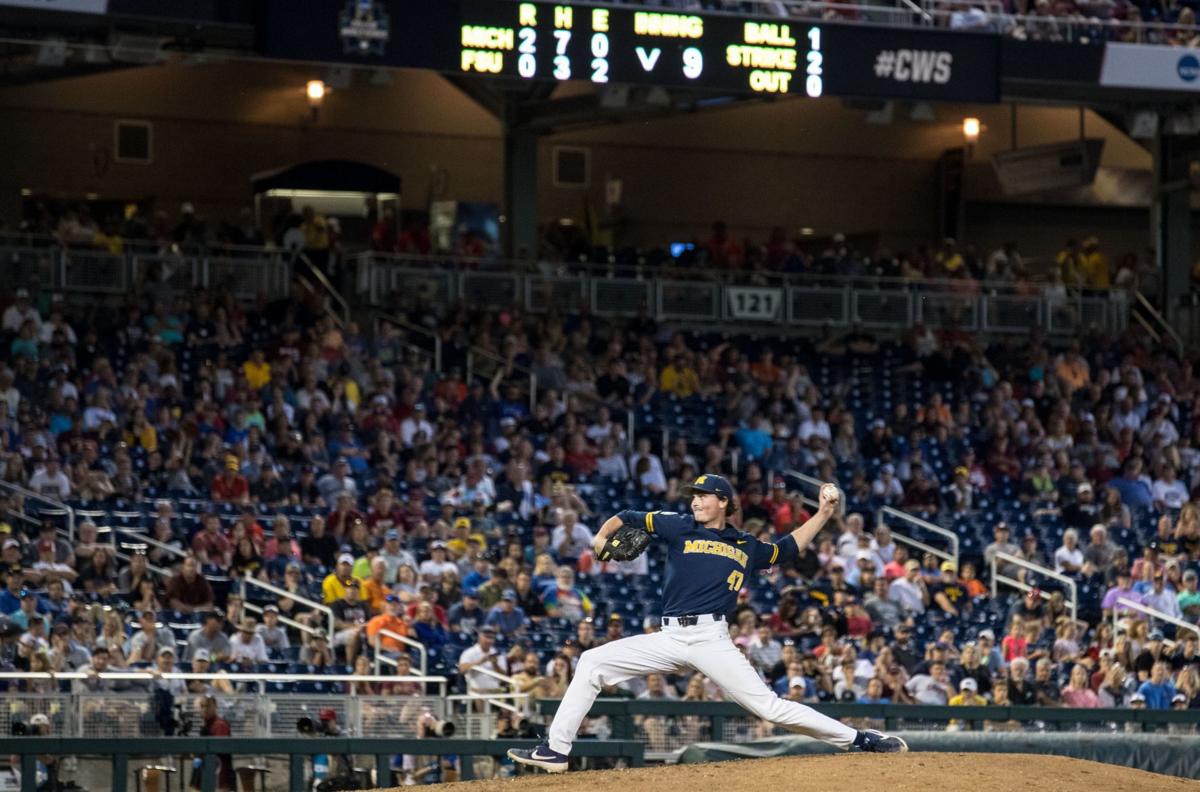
[
  {"x1": 239, "y1": 578, "x2": 335, "y2": 642},
  {"x1": 0, "y1": 736, "x2": 645, "y2": 792},
  {"x1": 0, "y1": 482, "x2": 76, "y2": 544},
  {"x1": 1114, "y1": 597, "x2": 1200, "y2": 640},
  {"x1": 0, "y1": 236, "x2": 293, "y2": 301},
  {"x1": 782, "y1": 470, "x2": 960, "y2": 571},
  {"x1": 370, "y1": 308, "x2": 443, "y2": 372},
  {"x1": 372, "y1": 628, "x2": 429, "y2": 676},
  {"x1": 991, "y1": 550, "x2": 1079, "y2": 623},
  {"x1": 362, "y1": 254, "x2": 1127, "y2": 337}
]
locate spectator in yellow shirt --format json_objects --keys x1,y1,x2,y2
[
  {"x1": 949, "y1": 677, "x2": 988, "y2": 706},
  {"x1": 659, "y1": 354, "x2": 699, "y2": 398},
  {"x1": 935, "y1": 237, "x2": 964, "y2": 277},
  {"x1": 322, "y1": 553, "x2": 367, "y2": 604},
  {"x1": 1056, "y1": 239, "x2": 1084, "y2": 286},
  {"x1": 1079, "y1": 237, "x2": 1110, "y2": 288},
  {"x1": 243, "y1": 349, "x2": 271, "y2": 391}
]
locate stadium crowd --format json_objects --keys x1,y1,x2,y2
[{"x1": 0, "y1": 248, "x2": 1198, "y2": 748}]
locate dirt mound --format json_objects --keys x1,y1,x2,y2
[{"x1": 375, "y1": 752, "x2": 1199, "y2": 792}]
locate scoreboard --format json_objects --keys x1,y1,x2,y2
[{"x1": 458, "y1": 1, "x2": 826, "y2": 97}]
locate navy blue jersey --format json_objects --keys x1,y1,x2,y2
[{"x1": 618, "y1": 510, "x2": 799, "y2": 617}]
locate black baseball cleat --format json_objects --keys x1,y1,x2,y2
[
  {"x1": 507, "y1": 742, "x2": 569, "y2": 772},
  {"x1": 856, "y1": 729, "x2": 909, "y2": 753}
]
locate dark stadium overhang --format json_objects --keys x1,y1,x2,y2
[{"x1": 251, "y1": 159, "x2": 401, "y2": 196}]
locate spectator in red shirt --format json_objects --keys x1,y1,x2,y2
[
  {"x1": 328, "y1": 491, "x2": 364, "y2": 540},
  {"x1": 211, "y1": 455, "x2": 249, "y2": 504},
  {"x1": 769, "y1": 480, "x2": 808, "y2": 534},
  {"x1": 704, "y1": 220, "x2": 744, "y2": 269},
  {"x1": 191, "y1": 514, "x2": 233, "y2": 566},
  {"x1": 563, "y1": 434, "x2": 597, "y2": 477},
  {"x1": 366, "y1": 488, "x2": 405, "y2": 533}
]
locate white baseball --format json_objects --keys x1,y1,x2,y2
[{"x1": 821, "y1": 484, "x2": 839, "y2": 502}]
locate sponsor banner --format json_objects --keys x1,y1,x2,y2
[
  {"x1": 727, "y1": 287, "x2": 784, "y2": 322},
  {"x1": 0, "y1": 0, "x2": 107, "y2": 11},
  {"x1": 1101, "y1": 42, "x2": 1200, "y2": 92},
  {"x1": 822, "y1": 25, "x2": 1000, "y2": 102}
]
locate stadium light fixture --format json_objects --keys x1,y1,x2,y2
[
  {"x1": 962, "y1": 117, "x2": 981, "y2": 144},
  {"x1": 306, "y1": 80, "x2": 328, "y2": 123}
]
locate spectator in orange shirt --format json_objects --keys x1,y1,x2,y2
[
  {"x1": 211, "y1": 455, "x2": 249, "y2": 504},
  {"x1": 362, "y1": 557, "x2": 393, "y2": 613},
  {"x1": 750, "y1": 350, "x2": 781, "y2": 386},
  {"x1": 366, "y1": 595, "x2": 410, "y2": 654},
  {"x1": 1055, "y1": 343, "x2": 1090, "y2": 397}
]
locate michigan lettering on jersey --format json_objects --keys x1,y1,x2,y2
[{"x1": 682, "y1": 539, "x2": 749, "y2": 568}]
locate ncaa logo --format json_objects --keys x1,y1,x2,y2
[{"x1": 1178, "y1": 53, "x2": 1200, "y2": 82}]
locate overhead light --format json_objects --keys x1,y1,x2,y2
[
  {"x1": 306, "y1": 80, "x2": 327, "y2": 103},
  {"x1": 20, "y1": 188, "x2": 32, "y2": 197},
  {"x1": 85, "y1": 192, "x2": 99, "y2": 200},
  {"x1": 799, "y1": 227, "x2": 815, "y2": 236},
  {"x1": 962, "y1": 117, "x2": 981, "y2": 144}
]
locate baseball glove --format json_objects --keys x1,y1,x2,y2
[{"x1": 597, "y1": 525, "x2": 650, "y2": 562}]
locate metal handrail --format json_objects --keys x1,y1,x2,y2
[
  {"x1": 447, "y1": 691, "x2": 531, "y2": 716},
  {"x1": 371, "y1": 308, "x2": 443, "y2": 371},
  {"x1": 879, "y1": 506, "x2": 960, "y2": 568},
  {"x1": 364, "y1": 249, "x2": 1080, "y2": 292},
  {"x1": 1114, "y1": 597, "x2": 1200, "y2": 640},
  {"x1": 241, "y1": 601, "x2": 320, "y2": 638},
  {"x1": 462, "y1": 662, "x2": 517, "y2": 691},
  {"x1": 781, "y1": 471, "x2": 959, "y2": 566},
  {"x1": 294, "y1": 252, "x2": 350, "y2": 328},
  {"x1": 118, "y1": 529, "x2": 188, "y2": 561},
  {"x1": 0, "y1": 481, "x2": 76, "y2": 543},
  {"x1": 373, "y1": 628, "x2": 428, "y2": 676},
  {"x1": 471, "y1": 346, "x2": 539, "y2": 412},
  {"x1": 239, "y1": 577, "x2": 335, "y2": 642},
  {"x1": 990, "y1": 550, "x2": 1078, "y2": 623},
  {"x1": 1133, "y1": 290, "x2": 1184, "y2": 357}
]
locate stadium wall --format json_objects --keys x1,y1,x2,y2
[
  {"x1": 0, "y1": 62, "x2": 1168, "y2": 256},
  {"x1": 678, "y1": 731, "x2": 1200, "y2": 780}
]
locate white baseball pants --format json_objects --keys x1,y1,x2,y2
[{"x1": 546, "y1": 618, "x2": 858, "y2": 754}]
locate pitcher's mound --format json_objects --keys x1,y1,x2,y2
[{"x1": 375, "y1": 752, "x2": 1198, "y2": 791}]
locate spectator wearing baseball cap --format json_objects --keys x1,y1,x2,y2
[
  {"x1": 484, "y1": 589, "x2": 529, "y2": 638},
  {"x1": 419, "y1": 541, "x2": 458, "y2": 585},
  {"x1": 1180, "y1": 569, "x2": 1200, "y2": 621},
  {"x1": 322, "y1": 553, "x2": 364, "y2": 604},
  {"x1": 887, "y1": 559, "x2": 928, "y2": 616},
  {"x1": 257, "y1": 605, "x2": 290, "y2": 658},
  {"x1": 447, "y1": 587, "x2": 485, "y2": 637},
  {"x1": 948, "y1": 676, "x2": 986, "y2": 707},
  {"x1": 366, "y1": 594, "x2": 410, "y2": 655}
]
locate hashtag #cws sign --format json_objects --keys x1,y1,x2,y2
[{"x1": 822, "y1": 25, "x2": 1000, "y2": 102}]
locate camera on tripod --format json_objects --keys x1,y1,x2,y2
[
  {"x1": 297, "y1": 708, "x2": 341, "y2": 737},
  {"x1": 417, "y1": 709, "x2": 455, "y2": 738},
  {"x1": 10, "y1": 713, "x2": 50, "y2": 736}
]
